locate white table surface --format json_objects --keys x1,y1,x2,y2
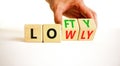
[{"x1": 0, "y1": 28, "x2": 120, "y2": 66}]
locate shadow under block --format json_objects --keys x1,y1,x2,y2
[
  {"x1": 78, "y1": 19, "x2": 96, "y2": 40},
  {"x1": 62, "y1": 19, "x2": 79, "y2": 40},
  {"x1": 24, "y1": 24, "x2": 42, "y2": 42},
  {"x1": 43, "y1": 24, "x2": 61, "y2": 43}
]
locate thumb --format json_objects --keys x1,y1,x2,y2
[
  {"x1": 54, "y1": 7, "x2": 63, "y2": 24},
  {"x1": 53, "y1": 2, "x2": 71, "y2": 24}
]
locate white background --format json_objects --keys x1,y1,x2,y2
[{"x1": 0, "y1": 0, "x2": 120, "y2": 66}]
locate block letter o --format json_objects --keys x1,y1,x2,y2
[{"x1": 47, "y1": 28, "x2": 57, "y2": 39}]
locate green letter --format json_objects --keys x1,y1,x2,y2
[
  {"x1": 64, "y1": 19, "x2": 75, "y2": 28},
  {"x1": 83, "y1": 19, "x2": 90, "y2": 28}
]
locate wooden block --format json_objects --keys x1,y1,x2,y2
[
  {"x1": 43, "y1": 24, "x2": 61, "y2": 43},
  {"x1": 24, "y1": 24, "x2": 42, "y2": 42},
  {"x1": 62, "y1": 18, "x2": 79, "y2": 40},
  {"x1": 78, "y1": 19, "x2": 96, "y2": 40}
]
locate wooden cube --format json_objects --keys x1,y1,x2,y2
[
  {"x1": 43, "y1": 24, "x2": 61, "y2": 43},
  {"x1": 62, "y1": 18, "x2": 79, "y2": 40},
  {"x1": 78, "y1": 19, "x2": 96, "y2": 40},
  {"x1": 24, "y1": 24, "x2": 42, "y2": 42}
]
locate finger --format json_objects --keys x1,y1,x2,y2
[
  {"x1": 63, "y1": 6, "x2": 84, "y2": 18},
  {"x1": 63, "y1": 9, "x2": 84, "y2": 18},
  {"x1": 91, "y1": 10, "x2": 97, "y2": 26},
  {"x1": 88, "y1": 8, "x2": 97, "y2": 26},
  {"x1": 78, "y1": 3, "x2": 94, "y2": 18},
  {"x1": 92, "y1": 11, "x2": 97, "y2": 26}
]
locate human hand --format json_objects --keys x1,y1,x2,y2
[{"x1": 46, "y1": 0, "x2": 97, "y2": 25}]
